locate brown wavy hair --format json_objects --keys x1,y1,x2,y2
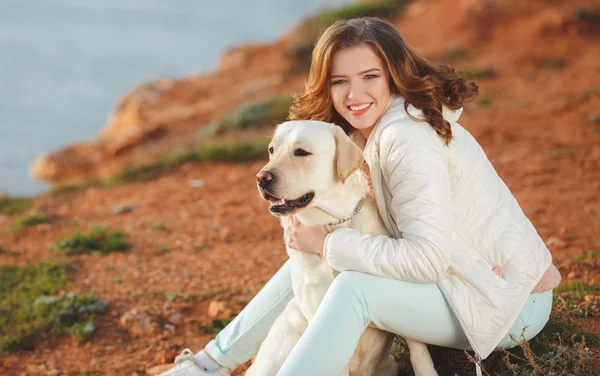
[{"x1": 289, "y1": 17, "x2": 479, "y2": 144}]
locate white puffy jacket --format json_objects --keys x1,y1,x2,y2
[{"x1": 323, "y1": 95, "x2": 553, "y2": 359}]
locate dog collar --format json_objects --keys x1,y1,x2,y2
[{"x1": 327, "y1": 198, "x2": 363, "y2": 226}]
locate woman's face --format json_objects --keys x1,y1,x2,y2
[{"x1": 329, "y1": 43, "x2": 391, "y2": 137}]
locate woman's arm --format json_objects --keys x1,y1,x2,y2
[{"x1": 323, "y1": 123, "x2": 454, "y2": 283}]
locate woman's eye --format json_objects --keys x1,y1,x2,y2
[
  {"x1": 268, "y1": 146, "x2": 274, "y2": 154},
  {"x1": 365, "y1": 74, "x2": 378, "y2": 79},
  {"x1": 331, "y1": 79, "x2": 346, "y2": 85},
  {"x1": 294, "y1": 148, "x2": 311, "y2": 157}
]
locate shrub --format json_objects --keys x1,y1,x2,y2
[
  {"x1": 288, "y1": 0, "x2": 412, "y2": 72},
  {"x1": 391, "y1": 283, "x2": 599, "y2": 375},
  {"x1": 0, "y1": 245, "x2": 19, "y2": 256},
  {"x1": 0, "y1": 263, "x2": 107, "y2": 355},
  {"x1": 0, "y1": 195, "x2": 32, "y2": 215},
  {"x1": 52, "y1": 227, "x2": 131, "y2": 255},
  {"x1": 109, "y1": 139, "x2": 269, "y2": 185},
  {"x1": 537, "y1": 57, "x2": 567, "y2": 69},
  {"x1": 10, "y1": 214, "x2": 52, "y2": 231},
  {"x1": 213, "y1": 96, "x2": 293, "y2": 133},
  {"x1": 457, "y1": 68, "x2": 497, "y2": 80}
]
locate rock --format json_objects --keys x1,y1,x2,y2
[
  {"x1": 208, "y1": 300, "x2": 232, "y2": 319},
  {"x1": 584, "y1": 112, "x2": 600, "y2": 126},
  {"x1": 219, "y1": 227, "x2": 232, "y2": 242},
  {"x1": 218, "y1": 45, "x2": 255, "y2": 72},
  {"x1": 153, "y1": 350, "x2": 175, "y2": 365},
  {"x1": 112, "y1": 204, "x2": 138, "y2": 215},
  {"x1": 29, "y1": 142, "x2": 106, "y2": 184},
  {"x1": 119, "y1": 308, "x2": 159, "y2": 336},
  {"x1": 168, "y1": 312, "x2": 184, "y2": 326},
  {"x1": 545, "y1": 236, "x2": 566, "y2": 247},
  {"x1": 188, "y1": 179, "x2": 205, "y2": 188},
  {"x1": 26, "y1": 364, "x2": 43, "y2": 373}
]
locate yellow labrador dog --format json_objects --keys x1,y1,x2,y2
[{"x1": 248, "y1": 120, "x2": 437, "y2": 376}]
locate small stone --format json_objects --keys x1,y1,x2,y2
[
  {"x1": 47, "y1": 369, "x2": 60, "y2": 376},
  {"x1": 545, "y1": 236, "x2": 565, "y2": 247},
  {"x1": 112, "y1": 204, "x2": 138, "y2": 215},
  {"x1": 189, "y1": 179, "x2": 205, "y2": 188},
  {"x1": 208, "y1": 300, "x2": 232, "y2": 319},
  {"x1": 567, "y1": 271, "x2": 576, "y2": 279},
  {"x1": 584, "y1": 294, "x2": 595, "y2": 302},
  {"x1": 26, "y1": 364, "x2": 41, "y2": 373},
  {"x1": 119, "y1": 308, "x2": 158, "y2": 336},
  {"x1": 583, "y1": 112, "x2": 600, "y2": 125},
  {"x1": 168, "y1": 312, "x2": 184, "y2": 326}
]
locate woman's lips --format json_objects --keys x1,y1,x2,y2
[{"x1": 347, "y1": 102, "x2": 372, "y2": 116}]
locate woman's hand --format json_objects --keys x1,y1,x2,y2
[{"x1": 286, "y1": 215, "x2": 329, "y2": 256}]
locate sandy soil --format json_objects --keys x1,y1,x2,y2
[{"x1": 1, "y1": 0, "x2": 599, "y2": 374}]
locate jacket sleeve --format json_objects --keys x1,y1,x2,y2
[{"x1": 323, "y1": 124, "x2": 453, "y2": 283}]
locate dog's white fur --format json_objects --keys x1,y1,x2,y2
[{"x1": 247, "y1": 120, "x2": 437, "y2": 376}]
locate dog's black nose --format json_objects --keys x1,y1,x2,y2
[{"x1": 256, "y1": 170, "x2": 275, "y2": 188}]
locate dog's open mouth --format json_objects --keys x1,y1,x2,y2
[{"x1": 263, "y1": 191, "x2": 315, "y2": 214}]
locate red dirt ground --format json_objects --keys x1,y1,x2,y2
[{"x1": 1, "y1": 0, "x2": 599, "y2": 374}]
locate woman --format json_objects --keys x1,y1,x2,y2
[{"x1": 161, "y1": 17, "x2": 560, "y2": 376}]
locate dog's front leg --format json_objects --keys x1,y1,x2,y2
[
  {"x1": 405, "y1": 339, "x2": 438, "y2": 376},
  {"x1": 245, "y1": 298, "x2": 307, "y2": 376}
]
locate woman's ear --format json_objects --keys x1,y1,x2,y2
[{"x1": 333, "y1": 126, "x2": 364, "y2": 183}]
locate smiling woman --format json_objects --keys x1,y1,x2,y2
[
  {"x1": 159, "y1": 16, "x2": 560, "y2": 376},
  {"x1": 329, "y1": 46, "x2": 391, "y2": 140}
]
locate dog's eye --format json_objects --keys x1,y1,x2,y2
[
  {"x1": 269, "y1": 146, "x2": 274, "y2": 154},
  {"x1": 294, "y1": 148, "x2": 311, "y2": 157}
]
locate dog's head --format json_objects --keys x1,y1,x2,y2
[{"x1": 257, "y1": 120, "x2": 364, "y2": 216}]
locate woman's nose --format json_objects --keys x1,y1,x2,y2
[{"x1": 347, "y1": 81, "x2": 364, "y2": 99}]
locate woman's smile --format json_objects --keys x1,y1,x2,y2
[{"x1": 347, "y1": 102, "x2": 372, "y2": 116}]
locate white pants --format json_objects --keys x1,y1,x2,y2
[{"x1": 206, "y1": 260, "x2": 552, "y2": 376}]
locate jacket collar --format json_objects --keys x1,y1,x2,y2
[{"x1": 352, "y1": 95, "x2": 464, "y2": 152}]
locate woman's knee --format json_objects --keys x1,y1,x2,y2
[
  {"x1": 327, "y1": 271, "x2": 372, "y2": 324},
  {"x1": 330, "y1": 271, "x2": 368, "y2": 296}
]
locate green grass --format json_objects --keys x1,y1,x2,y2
[
  {"x1": 107, "y1": 139, "x2": 269, "y2": 185},
  {"x1": 0, "y1": 262, "x2": 107, "y2": 355},
  {"x1": 199, "y1": 318, "x2": 234, "y2": 335},
  {"x1": 152, "y1": 223, "x2": 167, "y2": 231},
  {"x1": 444, "y1": 47, "x2": 470, "y2": 61},
  {"x1": 476, "y1": 95, "x2": 493, "y2": 106},
  {"x1": 554, "y1": 281, "x2": 600, "y2": 298},
  {"x1": 457, "y1": 67, "x2": 497, "y2": 80},
  {"x1": 288, "y1": 0, "x2": 412, "y2": 71},
  {"x1": 52, "y1": 226, "x2": 131, "y2": 255},
  {"x1": 574, "y1": 246, "x2": 600, "y2": 263},
  {"x1": 155, "y1": 244, "x2": 169, "y2": 254},
  {"x1": 0, "y1": 195, "x2": 33, "y2": 215},
  {"x1": 390, "y1": 284, "x2": 599, "y2": 375},
  {"x1": 210, "y1": 96, "x2": 293, "y2": 134},
  {"x1": 0, "y1": 245, "x2": 19, "y2": 256},
  {"x1": 537, "y1": 57, "x2": 567, "y2": 69},
  {"x1": 10, "y1": 214, "x2": 52, "y2": 231}
]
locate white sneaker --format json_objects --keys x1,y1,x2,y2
[{"x1": 158, "y1": 349, "x2": 231, "y2": 376}]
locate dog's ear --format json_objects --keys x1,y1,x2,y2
[{"x1": 333, "y1": 126, "x2": 364, "y2": 184}]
